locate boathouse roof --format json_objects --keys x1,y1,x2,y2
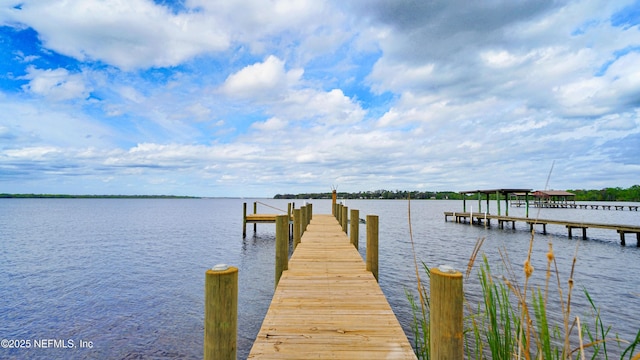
[
  {"x1": 459, "y1": 188, "x2": 532, "y2": 195},
  {"x1": 534, "y1": 190, "x2": 575, "y2": 197}
]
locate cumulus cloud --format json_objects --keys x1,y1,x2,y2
[
  {"x1": 20, "y1": 66, "x2": 89, "y2": 101},
  {"x1": 221, "y1": 55, "x2": 303, "y2": 100},
  {"x1": 1, "y1": 0, "x2": 638, "y2": 196},
  {"x1": 3, "y1": 0, "x2": 229, "y2": 70}
]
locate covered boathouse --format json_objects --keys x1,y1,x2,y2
[{"x1": 459, "y1": 188, "x2": 533, "y2": 217}]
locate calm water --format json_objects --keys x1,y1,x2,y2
[{"x1": 0, "y1": 198, "x2": 638, "y2": 359}]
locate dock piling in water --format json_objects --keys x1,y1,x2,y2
[
  {"x1": 341, "y1": 205, "x2": 348, "y2": 233},
  {"x1": 350, "y1": 208, "x2": 359, "y2": 250},
  {"x1": 275, "y1": 215, "x2": 289, "y2": 288},
  {"x1": 430, "y1": 265, "x2": 463, "y2": 359},
  {"x1": 366, "y1": 215, "x2": 379, "y2": 282},
  {"x1": 204, "y1": 264, "x2": 238, "y2": 360}
]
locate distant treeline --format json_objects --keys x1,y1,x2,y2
[
  {"x1": 0, "y1": 194, "x2": 197, "y2": 199},
  {"x1": 275, "y1": 185, "x2": 640, "y2": 202},
  {"x1": 566, "y1": 185, "x2": 640, "y2": 202},
  {"x1": 275, "y1": 190, "x2": 464, "y2": 200}
]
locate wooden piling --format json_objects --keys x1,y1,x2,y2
[
  {"x1": 350, "y1": 209, "x2": 359, "y2": 250},
  {"x1": 253, "y1": 202, "x2": 257, "y2": 232},
  {"x1": 366, "y1": 215, "x2": 379, "y2": 282},
  {"x1": 332, "y1": 189, "x2": 337, "y2": 216},
  {"x1": 301, "y1": 206, "x2": 307, "y2": 235},
  {"x1": 275, "y1": 215, "x2": 289, "y2": 288},
  {"x1": 342, "y1": 206, "x2": 348, "y2": 233},
  {"x1": 293, "y1": 208, "x2": 301, "y2": 249},
  {"x1": 430, "y1": 266, "x2": 463, "y2": 359},
  {"x1": 242, "y1": 202, "x2": 247, "y2": 237},
  {"x1": 204, "y1": 264, "x2": 238, "y2": 360}
]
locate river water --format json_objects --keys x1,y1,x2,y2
[{"x1": 0, "y1": 198, "x2": 638, "y2": 359}]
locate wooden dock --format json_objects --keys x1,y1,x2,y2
[
  {"x1": 444, "y1": 212, "x2": 640, "y2": 246},
  {"x1": 248, "y1": 214, "x2": 417, "y2": 359}
]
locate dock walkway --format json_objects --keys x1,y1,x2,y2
[{"x1": 248, "y1": 214, "x2": 417, "y2": 359}]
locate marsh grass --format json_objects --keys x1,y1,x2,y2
[{"x1": 405, "y1": 197, "x2": 640, "y2": 359}]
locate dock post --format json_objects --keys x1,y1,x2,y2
[
  {"x1": 301, "y1": 206, "x2": 307, "y2": 235},
  {"x1": 430, "y1": 265, "x2": 463, "y2": 359},
  {"x1": 486, "y1": 194, "x2": 490, "y2": 215},
  {"x1": 308, "y1": 203, "x2": 313, "y2": 225},
  {"x1": 288, "y1": 203, "x2": 292, "y2": 237},
  {"x1": 342, "y1": 206, "x2": 348, "y2": 233},
  {"x1": 505, "y1": 192, "x2": 509, "y2": 217},
  {"x1": 496, "y1": 190, "x2": 501, "y2": 216},
  {"x1": 204, "y1": 264, "x2": 238, "y2": 360},
  {"x1": 293, "y1": 208, "x2": 301, "y2": 249},
  {"x1": 253, "y1": 202, "x2": 257, "y2": 233},
  {"x1": 350, "y1": 209, "x2": 359, "y2": 250},
  {"x1": 332, "y1": 189, "x2": 337, "y2": 216},
  {"x1": 242, "y1": 202, "x2": 247, "y2": 238},
  {"x1": 366, "y1": 215, "x2": 379, "y2": 282},
  {"x1": 275, "y1": 215, "x2": 289, "y2": 288}
]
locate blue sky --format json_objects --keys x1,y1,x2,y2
[{"x1": 1, "y1": 0, "x2": 639, "y2": 197}]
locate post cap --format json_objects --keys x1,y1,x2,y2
[
  {"x1": 211, "y1": 264, "x2": 229, "y2": 271},
  {"x1": 438, "y1": 265, "x2": 456, "y2": 273}
]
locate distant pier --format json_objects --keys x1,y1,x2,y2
[
  {"x1": 444, "y1": 212, "x2": 640, "y2": 247},
  {"x1": 450, "y1": 188, "x2": 640, "y2": 246}
]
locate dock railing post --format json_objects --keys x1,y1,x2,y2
[
  {"x1": 275, "y1": 215, "x2": 289, "y2": 288},
  {"x1": 204, "y1": 264, "x2": 238, "y2": 360},
  {"x1": 301, "y1": 206, "x2": 307, "y2": 235},
  {"x1": 366, "y1": 215, "x2": 379, "y2": 282},
  {"x1": 242, "y1": 202, "x2": 247, "y2": 238},
  {"x1": 430, "y1": 265, "x2": 463, "y2": 359},
  {"x1": 350, "y1": 209, "x2": 359, "y2": 250},
  {"x1": 342, "y1": 206, "x2": 348, "y2": 233},
  {"x1": 293, "y1": 208, "x2": 301, "y2": 249},
  {"x1": 332, "y1": 189, "x2": 337, "y2": 216},
  {"x1": 308, "y1": 203, "x2": 312, "y2": 222}
]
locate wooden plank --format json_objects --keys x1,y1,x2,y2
[{"x1": 248, "y1": 214, "x2": 417, "y2": 359}]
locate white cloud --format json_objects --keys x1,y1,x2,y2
[
  {"x1": 5, "y1": 0, "x2": 229, "y2": 70},
  {"x1": 221, "y1": 55, "x2": 303, "y2": 100},
  {"x1": 251, "y1": 117, "x2": 288, "y2": 131},
  {"x1": 21, "y1": 66, "x2": 89, "y2": 101}
]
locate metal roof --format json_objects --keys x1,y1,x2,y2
[
  {"x1": 534, "y1": 190, "x2": 575, "y2": 196},
  {"x1": 459, "y1": 188, "x2": 532, "y2": 195}
]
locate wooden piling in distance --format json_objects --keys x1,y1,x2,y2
[
  {"x1": 332, "y1": 190, "x2": 337, "y2": 216},
  {"x1": 366, "y1": 215, "x2": 379, "y2": 282},
  {"x1": 242, "y1": 202, "x2": 247, "y2": 237},
  {"x1": 430, "y1": 265, "x2": 463, "y2": 359},
  {"x1": 275, "y1": 215, "x2": 289, "y2": 288},
  {"x1": 205, "y1": 264, "x2": 238, "y2": 360},
  {"x1": 301, "y1": 206, "x2": 307, "y2": 235},
  {"x1": 350, "y1": 209, "x2": 359, "y2": 250},
  {"x1": 293, "y1": 208, "x2": 301, "y2": 249},
  {"x1": 253, "y1": 202, "x2": 257, "y2": 232},
  {"x1": 342, "y1": 206, "x2": 348, "y2": 233}
]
